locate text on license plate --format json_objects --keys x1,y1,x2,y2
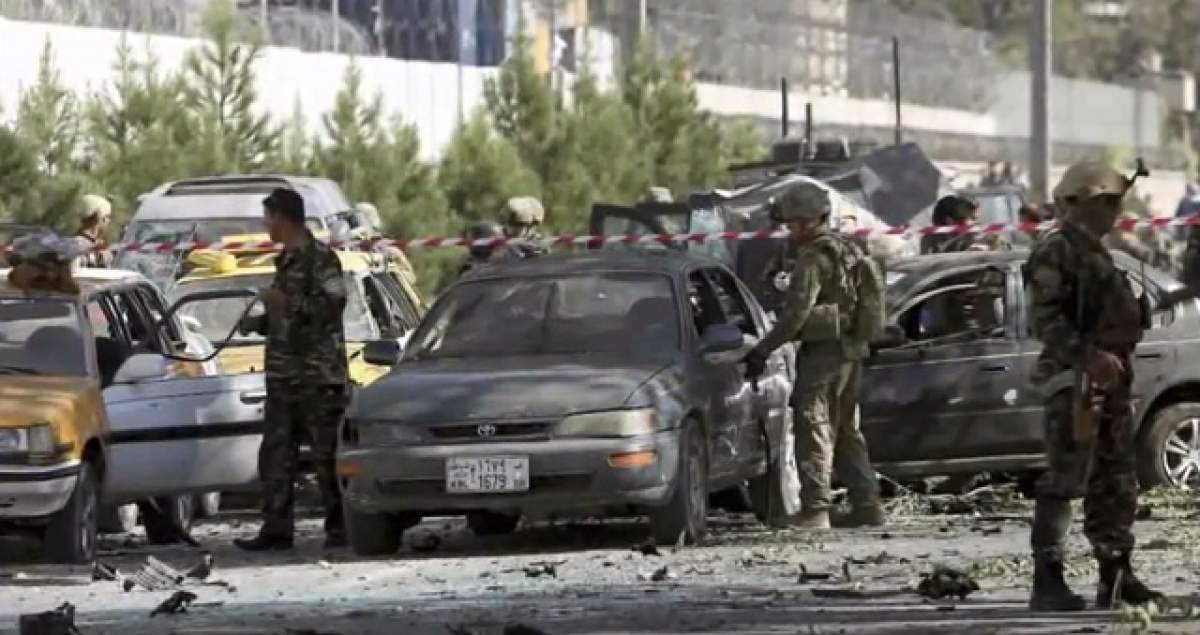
[{"x1": 445, "y1": 456, "x2": 530, "y2": 494}]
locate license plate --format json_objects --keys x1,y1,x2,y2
[{"x1": 445, "y1": 456, "x2": 530, "y2": 494}]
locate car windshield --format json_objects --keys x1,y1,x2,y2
[
  {"x1": 0, "y1": 298, "x2": 87, "y2": 376},
  {"x1": 125, "y1": 218, "x2": 322, "y2": 244},
  {"x1": 169, "y1": 273, "x2": 378, "y2": 344},
  {"x1": 406, "y1": 273, "x2": 679, "y2": 360},
  {"x1": 973, "y1": 194, "x2": 1011, "y2": 225}
]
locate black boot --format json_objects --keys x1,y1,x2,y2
[
  {"x1": 1095, "y1": 553, "x2": 1164, "y2": 609},
  {"x1": 1029, "y1": 554, "x2": 1086, "y2": 612},
  {"x1": 233, "y1": 533, "x2": 294, "y2": 552}
]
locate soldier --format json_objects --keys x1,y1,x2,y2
[
  {"x1": 743, "y1": 182, "x2": 884, "y2": 529},
  {"x1": 234, "y1": 188, "x2": 350, "y2": 551},
  {"x1": 460, "y1": 219, "x2": 505, "y2": 278},
  {"x1": 921, "y1": 195, "x2": 981, "y2": 255},
  {"x1": 500, "y1": 196, "x2": 548, "y2": 259},
  {"x1": 75, "y1": 194, "x2": 113, "y2": 269},
  {"x1": 1025, "y1": 161, "x2": 1162, "y2": 611}
]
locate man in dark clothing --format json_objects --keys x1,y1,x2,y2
[
  {"x1": 921, "y1": 195, "x2": 981, "y2": 254},
  {"x1": 234, "y1": 188, "x2": 351, "y2": 551}
]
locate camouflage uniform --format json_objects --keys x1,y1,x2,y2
[
  {"x1": 750, "y1": 184, "x2": 882, "y2": 528},
  {"x1": 1025, "y1": 160, "x2": 1161, "y2": 611},
  {"x1": 244, "y1": 233, "x2": 350, "y2": 541},
  {"x1": 500, "y1": 196, "x2": 548, "y2": 260},
  {"x1": 74, "y1": 194, "x2": 113, "y2": 269}
]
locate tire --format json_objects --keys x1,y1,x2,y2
[
  {"x1": 345, "y1": 505, "x2": 416, "y2": 556},
  {"x1": 98, "y1": 503, "x2": 139, "y2": 534},
  {"x1": 650, "y1": 421, "x2": 708, "y2": 545},
  {"x1": 1139, "y1": 403, "x2": 1200, "y2": 490},
  {"x1": 194, "y1": 492, "x2": 221, "y2": 519},
  {"x1": 466, "y1": 511, "x2": 521, "y2": 536},
  {"x1": 141, "y1": 495, "x2": 194, "y2": 545},
  {"x1": 45, "y1": 461, "x2": 99, "y2": 564},
  {"x1": 749, "y1": 411, "x2": 795, "y2": 527}
]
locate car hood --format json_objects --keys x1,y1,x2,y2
[
  {"x1": 0, "y1": 376, "x2": 104, "y2": 452},
  {"x1": 215, "y1": 343, "x2": 386, "y2": 386},
  {"x1": 355, "y1": 355, "x2": 676, "y2": 424}
]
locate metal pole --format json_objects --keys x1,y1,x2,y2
[
  {"x1": 457, "y1": 0, "x2": 465, "y2": 125},
  {"x1": 332, "y1": 0, "x2": 341, "y2": 53},
  {"x1": 892, "y1": 37, "x2": 902, "y2": 145},
  {"x1": 638, "y1": 0, "x2": 647, "y2": 34},
  {"x1": 780, "y1": 77, "x2": 789, "y2": 138},
  {"x1": 1030, "y1": 0, "x2": 1053, "y2": 204},
  {"x1": 260, "y1": 0, "x2": 268, "y2": 43},
  {"x1": 804, "y1": 102, "x2": 813, "y2": 159}
]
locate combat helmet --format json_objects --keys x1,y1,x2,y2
[
  {"x1": 465, "y1": 219, "x2": 505, "y2": 260},
  {"x1": 503, "y1": 196, "x2": 545, "y2": 226},
  {"x1": 80, "y1": 194, "x2": 112, "y2": 223},
  {"x1": 771, "y1": 182, "x2": 831, "y2": 223},
  {"x1": 1053, "y1": 161, "x2": 1129, "y2": 205}
]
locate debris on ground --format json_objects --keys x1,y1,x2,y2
[
  {"x1": 125, "y1": 556, "x2": 186, "y2": 591},
  {"x1": 638, "y1": 565, "x2": 677, "y2": 582},
  {"x1": 917, "y1": 566, "x2": 980, "y2": 601},
  {"x1": 846, "y1": 551, "x2": 909, "y2": 566},
  {"x1": 797, "y1": 564, "x2": 832, "y2": 584},
  {"x1": 18, "y1": 602, "x2": 81, "y2": 635},
  {"x1": 410, "y1": 531, "x2": 442, "y2": 553},
  {"x1": 503, "y1": 624, "x2": 549, "y2": 635},
  {"x1": 632, "y1": 539, "x2": 660, "y2": 557},
  {"x1": 316, "y1": 560, "x2": 333, "y2": 570},
  {"x1": 1141, "y1": 538, "x2": 1176, "y2": 551},
  {"x1": 445, "y1": 625, "x2": 477, "y2": 635},
  {"x1": 739, "y1": 551, "x2": 790, "y2": 568},
  {"x1": 522, "y1": 561, "x2": 564, "y2": 579},
  {"x1": 185, "y1": 552, "x2": 214, "y2": 580},
  {"x1": 91, "y1": 561, "x2": 119, "y2": 582},
  {"x1": 810, "y1": 587, "x2": 911, "y2": 599},
  {"x1": 149, "y1": 591, "x2": 198, "y2": 617}
]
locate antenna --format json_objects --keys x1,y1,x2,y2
[
  {"x1": 804, "y1": 102, "x2": 814, "y2": 160},
  {"x1": 780, "y1": 77, "x2": 790, "y2": 138},
  {"x1": 893, "y1": 36, "x2": 903, "y2": 145}
]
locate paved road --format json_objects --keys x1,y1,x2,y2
[{"x1": 3, "y1": 499, "x2": 1199, "y2": 634}]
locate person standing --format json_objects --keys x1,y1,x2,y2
[
  {"x1": 500, "y1": 196, "x2": 548, "y2": 259},
  {"x1": 75, "y1": 194, "x2": 114, "y2": 269},
  {"x1": 235, "y1": 188, "x2": 351, "y2": 551},
  {"x1": 743, "y1": 182, "x2": 884, "y2": 530},
  {"x1": 1025, "y1": 161, "x2": 1162, "y2": 611},
  {"x1": 921, "y1": 195, "x2": 982, "y2": 255}
]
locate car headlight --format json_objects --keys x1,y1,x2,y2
[
  {"x1": 0, "y1": 424, "x2": 57, "y2": 457},
  {"x1": 356, "y1": 421, "x2": 423, "y2": 446},
  {"x1": 556, "y1": 409, "x2": 660, "y2": 438}
]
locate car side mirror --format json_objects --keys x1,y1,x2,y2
[
  {"x1": 873, "y1": 324, "x2": 907, "y2": 350},
  {"x1": 363, "y1": 339, "x2": 403, "y2": 367},
  {"x1": 700, "y1": 324, "x2": 746, "y2": 359},
  {"x1": 114, "y1": 353, "x2": 172, "y2": 384}
]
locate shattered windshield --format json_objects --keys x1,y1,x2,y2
[
  {"x1": 169, "y1": 273, "x2": 378, "y2": 344},
  {"x1": 0, "y1": 298, "x2": 87, "y2": 376},
  {"x1": 406, "y1": 273, "x2": 679, "y2": 360}
]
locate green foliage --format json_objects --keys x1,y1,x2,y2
[
  {"x1": 18, "y1": 39, "x2": 80, "y2": 177},
  {"x1": 439, "y1": 110, "x2": 540, "y2": 224},
  {"x1": 570, "y1": 69, "x2": 648, "y2": 205}
]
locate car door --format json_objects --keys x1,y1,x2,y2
[
  {"x1": 862, "y1": 264, "x2": 1031, "y2": 470},
  {"x1": 101, "y1": 289, "x2": 265, "y2": 500},
  {"x1": 686, "y1": 270, "x2": 751, "y2": 482}
]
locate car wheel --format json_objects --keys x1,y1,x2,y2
[
  {"x1": 1140, "y1": 403, "x2": 1200, "y2": 490},
  {"x1": 141, "y1": 495, "x2": 194, "y2": 545},
  {"x1": 194, "y1": 492, "x2": 221, "y2": 519},
  {"x1": 749, "y1": 411, "x2": 795, "y2": 527},
  {"x1": 466, "y1": 511, "x2": 521, "y2": 536},
  {"x1": 650, "y1": 420, "x2": 708, "y2": 545},
  {"x1": 45, "y1": 461, "x2": 98, "y2": 564},
  {"x1": 98, "y1": 503, "x2": 139, "y2": 534},
  {"x1": 346, "y1": 505, "x2": 417, "y2": 556}
]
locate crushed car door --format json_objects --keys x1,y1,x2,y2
[
  {"x1": 102, "y1": 290, "x2": 264, "y2": 500},
  {"x1": 862, "y1": 265, "x2": 1029, "y2": 471}
]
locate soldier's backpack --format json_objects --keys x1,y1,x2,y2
[{"x1": 814, "y1": 233, "x2": 887, "y2": 342}]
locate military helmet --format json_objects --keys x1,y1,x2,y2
[
  {"x1": 466, "y1": 219, "x2": 504, "y2": 260},
  {"x1": 772, "y1": 182, "x2": 831, "y2": 223},
  {"x1": 644, "y1": 186, "x2": 673, "y2": 203},
  {"x1": 80, "y1": 194, "x2": 112, "y2": 222},
  {"x1": 503, "y1": 196, "x2": 545, "y2": 226},
  {"x1": 1053, "y1": 161, "x2": 1129, "y2": 204}
]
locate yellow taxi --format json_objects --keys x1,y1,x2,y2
[
  {"x1": 0, "y1": 268, "x2": 264, "y2": 562},
  {"x1": 167, "y1": 234, "x2": 427, "y2": 386}
]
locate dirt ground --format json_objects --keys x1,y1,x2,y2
[{"x1": 3, "y1": 487, "x2": 1200, "y2": 635}]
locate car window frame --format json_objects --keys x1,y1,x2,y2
[
  {"x1": 893, "y1": 265, "x2": 1013, "y2": 345},
  {"x1": 359, "y1": 274, "x2": 400, "y2": 338},
  {"x1": 686, "y1": 269, "x2": 730, "y2": 344},
  {"x1": 373, "y1": 271, "x2": 423, "y2": 332},
  {"x1": 132, "y1": 283, "x2": 184, "y2": 350},
  {"x1": 111, "y1": 286, "x2": 169, "y2": 355},
  {"x1": 702, "y1": 266, "x2": 764, "y2": 338}
]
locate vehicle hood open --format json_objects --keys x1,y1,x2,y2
[{"x1": 354, "y1": 355, "x2": 675, "y2": 424}]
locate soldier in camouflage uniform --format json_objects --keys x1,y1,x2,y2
[
  {"x1": 743, "y1": 182, "x2": 884, "y2": 530},
  {"x1": 74, "y1": 194, "x2": 113, "y2": 269},
  {"x1": 234, "y1": 188, "x2": 351, "y2": 551},
  {"x1": 500, "y1": 196, "x2": 548, "y2": 259},
  {"x1": 1025, "y1": 161, "x2": 1163, "y2": 611}
]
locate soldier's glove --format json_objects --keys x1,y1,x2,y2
[{"x1": 742, "y1": 349, "x2": 768, "y2": 382}]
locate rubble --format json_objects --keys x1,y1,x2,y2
[
  {"x1": 91, "y1": 561, "x2": 119, "y2": 582},
  {"x1": 522, "y1": 561, "x2": 564, "y2": 579},
  {"x1": 18, "y1": 602, "x2": 81, "y2": 635},
  {"x1": 917, "y1": 566, "x2": 980, "y2": 601},
  {"x1": 149, "y1": 590, "x2": 198, "y2": 617},
  {"x1": 410, "y1": 531, "x2": 442, "y2": 553},
  {"x1": 124, "y1": 556, "x2": 186, "y2": 591},
  {"x1": 185, "y1": 552, "x2": 214, "y2": 580},
  {"x1": 638, "y1": 565, "x2": 677, "y2": 582},
  {"x1": 632, "y1": 539, "x2": 660, "y2": 557}
]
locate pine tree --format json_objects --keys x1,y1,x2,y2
[
  {"x1": 18, "y1": 39, "x2": 80, "y2": 178},
  {"x1": 0, "y1": 124, "x2": 41, "y2": 220},
  {"x1": 569, "y1": 68, "x2": 648, "y2": 205},
  {"x1": 438, "y1": 111, "x2": 540, "y2": 224},
  {"x1": 182, "y1": 0, "x2": 279, "y2": 173},
  {"x1": 720, "y1": 118, "x2": 768, "y2": 172},
  {"x1": 313, "y1": 57, "x2": 392, "y2": 203},
  {"x1": 270, "y1": 96, "x2": 314, "y2": 175}
]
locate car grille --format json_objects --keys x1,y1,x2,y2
[
  {"x1": 427, "y1": 421, "x2": 553, "y2": 442},
  {"x1": 376, "y1": 473, "x2": 591, "y2": 497}
]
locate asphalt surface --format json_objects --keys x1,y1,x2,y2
[{"x1": 3, "y1": 489, "x2": 1200, "y2": 634}]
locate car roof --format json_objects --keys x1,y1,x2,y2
[
  {"x1": 887, "y1": 247, "x2": 1179, "y2": 289},
  {"x1": 464, "y1": 250, "x2": 722, "y2": 280},
  {"x1": 136, "y1": 175, "x2": 346, "y2": 220},
  {"x1": 0, "y1": 268, "x2": 150, "y2": 298}
]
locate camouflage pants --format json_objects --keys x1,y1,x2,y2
[
  {"x1": 1031, "y1": 368, "x2": 1137, "y2": 560},
  {"x1": 259, "y1": 381, "x2": 349, "y2": 540},
  {"x1": 792, "y1": 354, "x2": 880, "y2": 511}
]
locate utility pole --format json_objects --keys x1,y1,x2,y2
[
  {"x1": 260, "y1": 0, "x2": 269, "y2": 43},
  {"x1": 638, "y1": 0, "x2": 647, "y2": 34},
  {"x1": 1030, "y1": 0, "x2": 1052, "y2": 204},
  {"x1": 332, "y1": 0, "x2": 341, "y2": 53}
]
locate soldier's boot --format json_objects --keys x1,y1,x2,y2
[
  {"x1": 833, "y1": 502, "x2": 886, "y2": 528},
  {"x1": 1028, "y1": 554, "x2": 1086, "y2": 612},
  {"x1": 1095, "y1": 553, "x2": 1164, "y2": 609},
  {"x1": 789, "y1": 509, "x2": 830, "y2": 530}
]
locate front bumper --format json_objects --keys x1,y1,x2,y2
[
  {"x1": 339, "y1": 430, "x2": 681, "y2": 515},
  {"x1": 0, "y1": 461, "x2": 80, "y2": 518}
]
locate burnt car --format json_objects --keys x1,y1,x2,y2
[
  {"x1": 863, "y1": 249, "x2": 1200, "y2": 490},
  {"x1": 336, "y1": 251, "x2": 795, "y2": 554}
]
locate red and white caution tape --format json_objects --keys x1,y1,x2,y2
[{"x1": 40, "y1": 216, "x2": 1200, "y2": 255}]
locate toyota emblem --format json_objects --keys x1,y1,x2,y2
[{"x1": 476, "y1": 424, "x2": 498, "y2": 437}]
